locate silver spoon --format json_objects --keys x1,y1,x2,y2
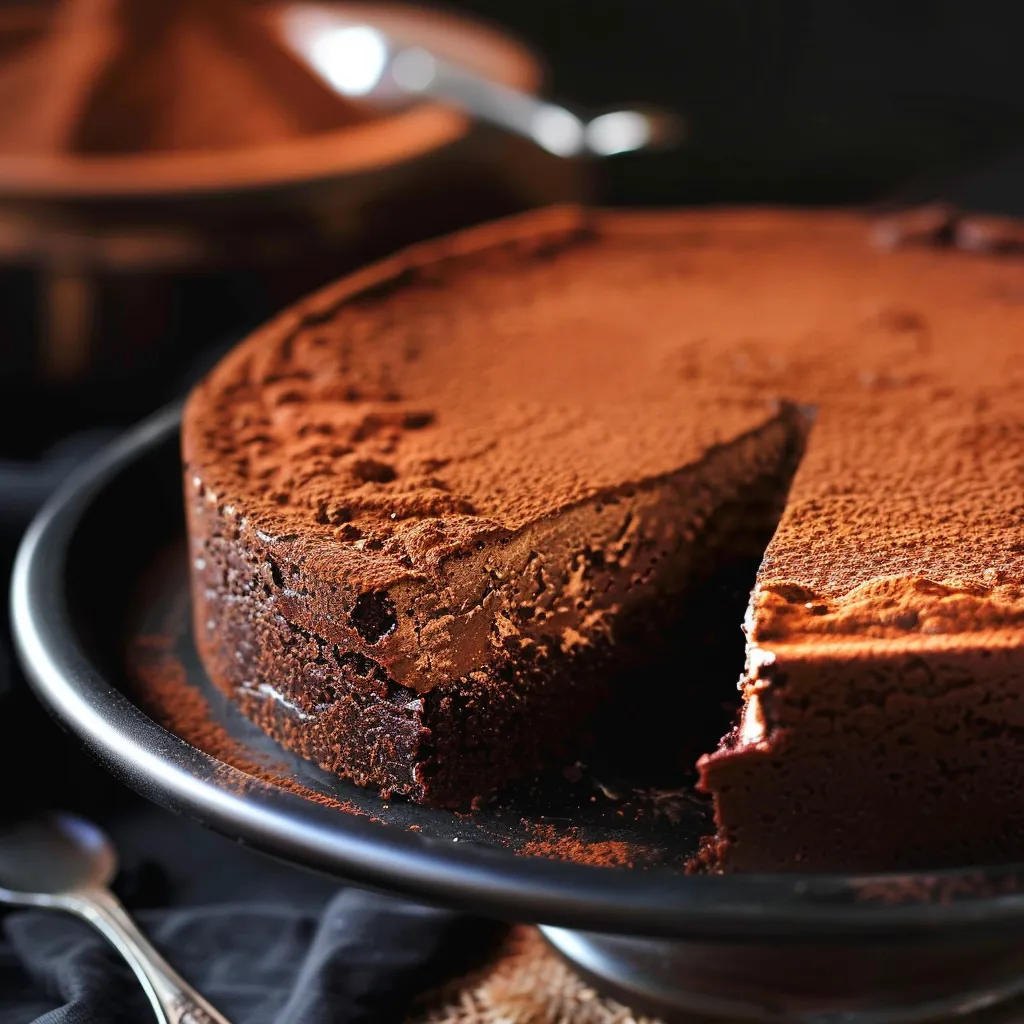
[
  {"x1": 279, "y1": 4, "x2": 683, "y2": 158},
  {"x1": 0, "y1": 812, "x2": 230, "y2": 1024}
]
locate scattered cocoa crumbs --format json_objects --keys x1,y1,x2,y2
[
  {"x1": 685, "y1": 834, "x2": 728, "y2": 876},
  {"x1": 269, "y1": 775, "x2": 370, "y2": 820},
  {"x1": 130, "y1": 633, "x2": 265, "y2": 775},
  {"x1": 517, "y1": 824, "x2": 638, "y2": 869},
  {"x1": 127, "y1": 632, "x2": 368, "y2": 819}
]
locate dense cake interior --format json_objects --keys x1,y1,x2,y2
[
  {"x1": 586, "y1": 432, "x2": 810, "y2": 788},
  {"x1": 186, "y1": 394, "x2": 808, "y2": 805}
]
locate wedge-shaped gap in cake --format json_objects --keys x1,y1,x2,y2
[{"x1": 579, "y1": 401, "x2": 815, "y2": 799}]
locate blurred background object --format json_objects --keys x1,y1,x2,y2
[
  {"x1": 279, "y1": 3, "x2": 683, "y2": 157},
  {"x1": 442, "y1": 0, "x2": 1024, "y2": 211},
  {"x1": 0, "y1": 0, "x2": 585, "y2": 452}
]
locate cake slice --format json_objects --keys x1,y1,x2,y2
[{"x1": 699, "y1": 397, "x2": 1024, "y2": 870}]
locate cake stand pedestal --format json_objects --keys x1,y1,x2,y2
[{"x1": 541, "y1": 925, "x2": 1024, "y2": 1022}]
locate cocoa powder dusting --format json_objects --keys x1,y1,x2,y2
[{"x1": 518, "y1": 824, "x2": 637, "y2": 869}]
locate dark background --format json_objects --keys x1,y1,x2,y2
[
  {"x1": 2, "y1": 2, "x2": 1024, "y2": 1020},
  {"x1": 448, "y1": 0, "x2": 1024, "y2": 212}
]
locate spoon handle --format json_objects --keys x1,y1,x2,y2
[{"x1": 63, "y1": 887, "x2": 231, "y2": 1024}]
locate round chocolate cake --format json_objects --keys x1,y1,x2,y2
[{"x1": 183, "y1": 205, "x2": 1024, "y2": 872}]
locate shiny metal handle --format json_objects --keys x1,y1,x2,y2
[
  {"x1": 63, "y1": 888, "x2": 231, "y2": 1024},
  {"x1": 279, "y1": 5, "x2": 681, "y2": 158},
  {"x1": 391, "y1": 47, "x2": 681, "y2": 157},
  {"x1": 391, "y1": 46, "x2": 589, "y2": 156}
]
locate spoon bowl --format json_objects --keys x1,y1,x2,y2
[
  {"x1": 0, "y1": 812, "x2": 115, "y2": 898},
  {"x1": 0, "y1": 812, "x2": 229, "y2": 1022}
]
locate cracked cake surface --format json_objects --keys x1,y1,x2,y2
[{"x1": 184, "y1": 205, "x2": 1024, "y2": 870}]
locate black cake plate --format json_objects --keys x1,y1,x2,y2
[{"x1": 12, "y1": 404, "x2": 1024, "y2": 1023}]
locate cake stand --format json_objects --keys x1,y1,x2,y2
[{"x1": 12, "y1": 405, "x2": 1024, "y2": 1023}]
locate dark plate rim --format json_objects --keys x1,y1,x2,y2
[{"x1": 12, "y1": 404, "x2": 1024, "y2": 938}]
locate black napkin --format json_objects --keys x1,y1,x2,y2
[
  {"x1": 0, "y1": 793, "x2": 503, "y2": 1024},
  {"x1": 1, "y1": 888, "x2": 499, "y2": 1024}
]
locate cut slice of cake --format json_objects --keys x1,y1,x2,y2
[{"x1": 699, "y1": 397, "x2": 1024, "y2": 871}]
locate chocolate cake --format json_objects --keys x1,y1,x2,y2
[{"x1": 183, "y1": 206, "x2": 1024, "y2": 872}]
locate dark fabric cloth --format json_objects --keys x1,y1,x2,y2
[{"x1": 0, "y1": 864, "x2": 501, "y2": 1024}]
